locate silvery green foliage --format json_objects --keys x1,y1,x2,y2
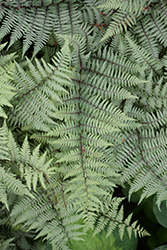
[{"x1": 1, "y1": 0, "x2": 167, "y2": 249}]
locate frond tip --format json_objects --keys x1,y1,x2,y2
[{"x1": 93, "y1": 197, "x2": 150, "y2": 240}]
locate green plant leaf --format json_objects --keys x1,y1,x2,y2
[
  {"x1": 143, "y1": 196, "x2": 158, "y2": 224},
  {"x1": 154, "y1": 244, "x2": 167, "y2": 250},
  {"x1": 156, "y1": 227, "x2": 167, "y2": 246},
  {"x1": 153, "y1": 196, "x2": 167, "y2": 228},
  {"x1": 45, "y1": 241, "x2": 52, "y2": 250},
  {"x1": 113, "y1": 227, "x2": 138, "y2": 250},
  {"x1": 68, "y1": 229, "x2": 122, "y2": 250},
  {"x1": 68, "y1": 225, "x2": 138, "y2": 250}
]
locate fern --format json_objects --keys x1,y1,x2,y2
[
  {"x1": 0, "y1": 0, "x2": 82, "y2": 57},
  {"x1": 2, "y1": 0, "x2": 167, "y2": 249},
  {"x1": 7, "y1": 41, "x2": 72, "y2": 131},
  {"x1": 0, "y1": 43, "x2": 16, "y2": 119},
  {"x1": 100, "y1": 11, "x2": 137, "y2": 42},
  {"x1": 97, "y1": 0, "x2": 152, "y2": 13},
  {"x1": 0, "y1": 238, "x2": 15, "y2": 250}
]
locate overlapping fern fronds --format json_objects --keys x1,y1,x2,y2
[{"x1": 1, "y1": 0, "x2": 167, "y2": 249}]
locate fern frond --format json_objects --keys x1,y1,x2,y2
[
  {"x1": 0, "y1": 1, "x2": 82, "y2": 56},
  {"x1": 0, "y1": 238, "x2": 15, "y2": 250},
  {"x1": 10, "y1": 189, "x2": 84, "y2": 250},
  {"x1": 33, "y1": 35, "x2": 141, "y2": 226},
  {"x1": 83, "y1": 4, "x2": 103, "y2": 25},
  {"x1": 125, "y1": 33, "x2": 163, "y2": 75},
  {"x1": 92, "y1": 47, "x2": 146, "y2": 74},
  {"x1": 0, "y1": 167, "x2": 34, "y2": 210},
  {"x1": 19, "y1": 136, "x2": 54, "y2": 190},
  {"x1": 146, "y1": 11, "x2": 167, "y2": 48},
  {"x1": 100, "y1": 11, "x2": 136, "y2": 42},
  {"x1": 0, "y1": 43, "x2": 16, "y2": 118},
  {"x1": 7, "y1": 130, "x2": 55, "y2": 191},
  {"x1": 132, "y1": 18, "x2": 161, "y2": 59},
  {"x1": 97, "y1": 0, "x2": 150, "y2": 13},
  {"x1": 0, "y1": 122, "x2": 9, "y2": 160},
  {"x1": 93, "y1": 197, "x2": 149, "y2": 239},
  {"x1": 7, "y1": 41, "x2": 72, "y2": 131}
]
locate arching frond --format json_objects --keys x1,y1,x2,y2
[{"x1": 7, "y1": 41, "x2": 72, "y2": 132}]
